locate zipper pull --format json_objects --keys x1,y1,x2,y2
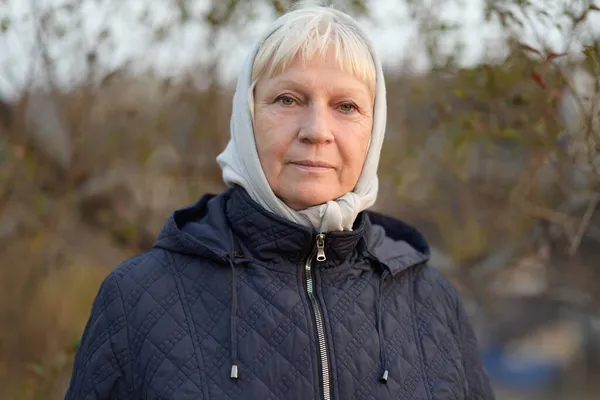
[{"x1": 316, "y1": 233, "x2": 326, "y2": 262}]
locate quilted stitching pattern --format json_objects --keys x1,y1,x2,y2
[{"x1": 66, "y1": 189, "x2": 494, "y2": 400}]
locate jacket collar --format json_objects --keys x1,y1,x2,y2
[
  {"x1": 226, "y1": 187, "x2": 367, "y2": 270},
  {"x1": 154, "y1": 187, "x2": 430, "y2": 275}
]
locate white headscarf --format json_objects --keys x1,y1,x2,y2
[{"x1": 216, "y1": 9, "x2": 387, "y2": 233}]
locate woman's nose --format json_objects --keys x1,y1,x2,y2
[{"x1": 298, "y1": 103, "x2": 334, "y2": 144}]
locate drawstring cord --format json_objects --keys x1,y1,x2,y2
[
  {"x1": 376, "y1": 269, "x2": 390, "y2": 383},
  {"x1": 228, "y1": 254, "x2": 240, "y2": 379},
  {"x1": 229, "y1": 252, "x2": 390, "y2": 383},
  {"x1": 224, "y1": 193, "x2": 246, "y2": 380}
]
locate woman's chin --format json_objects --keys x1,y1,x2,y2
[{"x1": 277, "y1": 184, "x2": 344, "y2": 211}]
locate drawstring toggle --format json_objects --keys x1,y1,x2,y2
[
  {"x1": 380, "y1": 369, "x2": 389, "y2": 383},
  {"x1": 230, "y1": 364, "x2": 239, "y2": 379}
]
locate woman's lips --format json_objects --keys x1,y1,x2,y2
[{"x1": 289, "y1": 160, "x2": 335, "y2": 172}]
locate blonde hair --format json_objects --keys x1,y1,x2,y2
[{"x1": 251, "y1": 2, "x2": 376, "y2": 94}]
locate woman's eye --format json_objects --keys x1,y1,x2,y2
[
  {"x1": 339, "y1": 103, "x2": 356, "y2": 113},
  {"x1": 277, "y1": 96, "x2": 295, "y2": 106}
]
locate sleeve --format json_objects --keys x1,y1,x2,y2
[
  {"x1": 65, "y1": 272, "x2": 133, "y2": 400},
  {"x1": 452, "y1": 287, "x2": 496, "y2": 400}
]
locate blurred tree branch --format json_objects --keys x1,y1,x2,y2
[
  {"x1": 0, "y1": 0, "x2": 599, "y2": 319},
  {"x1": 202, "y1": 0, "x2": 369, "y2": 28}
]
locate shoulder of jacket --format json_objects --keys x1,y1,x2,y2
[
  {"x1": 107, "y1": 247, "x2": 221, "y2": 291},
  {"x1": 110, "y1": 248, "x2": 165, "y2": 277},
  {"x1": 409, "y1": 263, "x2": 463, "y2": 308},
  {"x1": 102, "y1": 248, "x2": 183, "y2": 291}
]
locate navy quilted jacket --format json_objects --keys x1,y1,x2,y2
[{"x1": 66, "y1": 187, "x2": 494, "y2": 399}]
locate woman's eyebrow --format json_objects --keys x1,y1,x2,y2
[
  {"x1": 271, "y1": 78, "x2": 370, "y2": 98},
  {"x1": 269, "y1": 78, "x2": 308, "y2": 92}
]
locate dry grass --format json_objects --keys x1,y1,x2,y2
[{"x1": 0, "y1": 232, "x2": 115, "y2": 399}]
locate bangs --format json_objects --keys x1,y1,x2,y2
[{"x1": 252, "y1": 9, "x2": 376, "y2": 94}]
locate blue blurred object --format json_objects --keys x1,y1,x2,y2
[
  {"x1": 482, "y1": 345, "x2": 560, "y2": 391},
  {"x1": 556, "y1": 133, "x2": 570, "y2": 150}
]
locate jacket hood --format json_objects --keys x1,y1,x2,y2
[{"x1": 153, "y1": 188, "x2": 429, "y2": 275}]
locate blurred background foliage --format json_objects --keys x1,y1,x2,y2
[{"x1": 1, "y1": 0, "x2": 600, "y2": 398}]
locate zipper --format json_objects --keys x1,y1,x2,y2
[{"x1": 305, "y1": 232, "x2": 331, "y2": 400}]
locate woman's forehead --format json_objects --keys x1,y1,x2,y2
[{"x1": 261, "y1": 49, "x2": 376, "y2": 95}]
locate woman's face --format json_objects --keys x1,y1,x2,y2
[{"x1": 253, "y1": 51, "x2": 374, "y2": 210}]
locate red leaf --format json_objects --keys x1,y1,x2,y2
[
  {"x1": 530, "y1": 71, "x2": 546, "y2": 89},
  {"x1": 518, "y1": 43, "x2": 542, "y2": 55},
  {"x1": 544, "y1": 52, "x2": 566, "y2": 62}
]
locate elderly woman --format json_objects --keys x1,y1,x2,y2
[{"x1": 66, "y1": 4, "x2": 494, "y2": 400}]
